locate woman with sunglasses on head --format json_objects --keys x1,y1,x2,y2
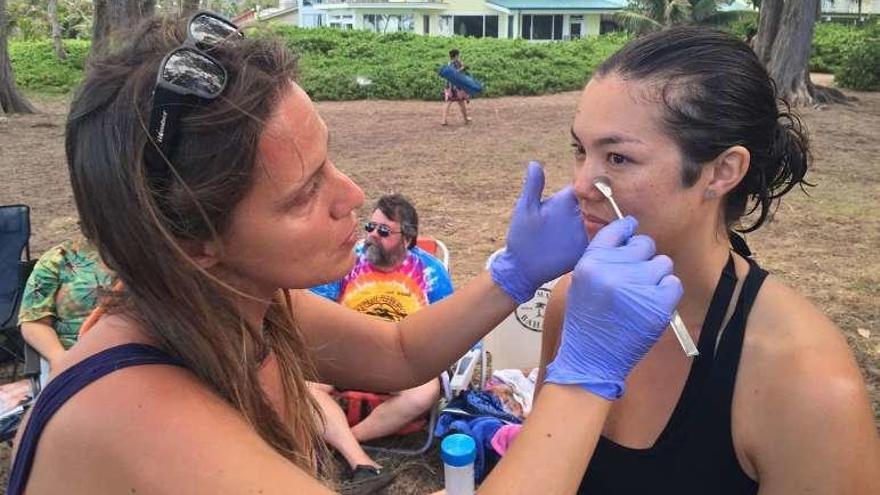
[
  {"x1": 535, "y1": 27, "x2": 880, "y2": 494},
  {"x1": 8, "y1": 13, "x2": 684, "y2": 495}
]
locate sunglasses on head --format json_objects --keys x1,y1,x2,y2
[
  {"x1": 146, "y1": 11, "x2": 243, "y2": 181},
  {"x1": 364, "y1": 222, "x2": 402, "y2": 238}
]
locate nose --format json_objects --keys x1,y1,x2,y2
[
  {"x1": 329, "y1": 163, "x2": 365, "y2": 220},
  {"x1": 365, "y1": 225, "x2": 380, "y2": 241},
  {"x1": 572, "y1": 161, "x2": 606, "y2": 202}
]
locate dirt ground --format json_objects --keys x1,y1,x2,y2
[{"x1": 0, "y1": 76, "x2": 878, "y2": 493}]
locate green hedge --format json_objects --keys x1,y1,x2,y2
[
  {"x1": 8, "y1": 39, "x2": 89, "y2": 95},
  {"x1": 277, "y1": 27, "x2": 628, "y2": 100},
  {"x1": 835, "y1": 36, "x2": 880, "y2": 91},
  {"x1": 10, "y1": 28, "x2": 627, "y2": 100},
  {"x1": 811, "y1": 22, "x2": 868, "y2": 73}
]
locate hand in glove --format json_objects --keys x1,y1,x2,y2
[
  {"x1": 490, "y1": 162, "x2": 589, "y2": 304},
  {"x1": 545, "y1": 216, "x2": 683, "y2": 400}
]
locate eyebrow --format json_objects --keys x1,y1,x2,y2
[
  {"x1": 276, "y1": 160, "x2": 326, "y2": 211},
  {"x1": 570, "y1": 127, "x2": 644, "y2": 146},
  {"x1": 275, "y1": 129, "x2": 332, "y2": 210}
]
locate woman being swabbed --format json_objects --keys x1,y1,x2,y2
[
  {"x1": 9, "y1": 12, "x2": 682, "y2": 495},
  {"x1": 537, "y1": 27, "x2": 880, "y2": 494}
]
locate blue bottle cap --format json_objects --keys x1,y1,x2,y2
[{"x1": 441, "y1": 433, "x2": 476, "y2": 467}]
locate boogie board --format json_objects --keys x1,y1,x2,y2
[{"x1": 438, "y1": 64, "x2": 483, "y2": 95}]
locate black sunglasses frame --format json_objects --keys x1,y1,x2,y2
[
  {"x1": 146, "y1": 11, "x2": 243, "y2": 181},
  {"x1": 364, "y1": 222, "x2": 402, "y2": 238}
]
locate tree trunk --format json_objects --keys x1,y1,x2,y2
[
  {"x1": 92, "y1": 0, "x2": 157, "y2": 56},
  {"x1": 766, "y1": 0, "x2": 819, "y2": 106},
  {"x1": 0, "y1": 0, "x2": 35, "y2": 114},
  {"x1": 181, "y1": 0, "x2": 201, "y2": 16},
  {"x1": 48, "y1": 0, "x2": 67, "y2": 60},
  {"x1": 754, "y1": 0, "x2": 783, "y2": 65}
]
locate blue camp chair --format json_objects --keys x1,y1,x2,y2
[
  {"x1": 0, "y1": 205, "x2": 32, "y2": 366},
  {"x1": 0, "y1": 205, "x2": 40, "y2": 442}
]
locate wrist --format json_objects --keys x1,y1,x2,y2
[
  {"x1": 544, "y1": 360, "x2": 626, "y2": 401},
  {"x1": 489, "y1": 251, "x2": 537, "y2": 304}
]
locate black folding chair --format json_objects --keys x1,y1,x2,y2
[
  {"x1": 0, "y1": 205, "x2": 32, "y2": 367},
  {"x1": 0, "y1": 205, "x2": 41, "y2": 442}
]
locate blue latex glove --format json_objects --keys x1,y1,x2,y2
[
  {"x1": 545, "y1": 216, "x2": 683, "y2": 400},
  {"x1": 490, "y1": 162, "x2": 589, "y2": 304}
]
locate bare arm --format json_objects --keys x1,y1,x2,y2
[
  {"x1": 295, "y1": 271, "x2": 517, "y2": 391},
  {"x1": 743, "y1": 281, "x2": 880, "y2": 494},
  {"x1": 534, "y1": 274, "x2": 571, "y2": 396},
  {"x1": 479, "y1": 384, "x2": 610, "y2": 494},
  {"x1": 20, "y1": 317, "x2": 66, "y2": 368}
]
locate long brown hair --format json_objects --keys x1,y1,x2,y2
[{"x1": 66, "y1": 17, "x2": 325, "y2": 471}]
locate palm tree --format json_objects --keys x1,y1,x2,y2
[{"x1": 616, "y1": 0, "x2": 751, "y2": 34}]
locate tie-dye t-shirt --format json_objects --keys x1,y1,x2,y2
[{"x1": 310, "y1": 245, "x2": 453, "y2": 321}]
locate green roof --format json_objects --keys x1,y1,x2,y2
[{"x1": 487, "y1": 0, "x2": 627, "y2": 10}]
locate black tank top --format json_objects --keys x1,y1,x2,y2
[{"x1": 578, "y1": 251, "x2": 767, "y2": 495}]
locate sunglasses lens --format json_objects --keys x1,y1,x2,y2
[
  {"x1": 378, "y1": 226, "x2": 391, "y2": 237},
  {"x1": 190, "y1": 14, "x2": 242, "y2": 49},
  {"x1": 364, "y1": 223, "x2": 375, "y2": 233},
  {"x1": 162, "y1": 49, "x2": 226, "y2": 96}
]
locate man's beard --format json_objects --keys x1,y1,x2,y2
[{"x1": 364, "y1": 238, "x2": 405, "y2": 269}]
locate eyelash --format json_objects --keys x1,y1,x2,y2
[
  {"x1": 290, "y1": 172, "x2": 323, "y2": 209},
  {"x1": 608, "y1": 153, "x2": 628, "y2": 166},
  {"x1": 571, "y1": 144, "x2": 631, "y2": 167}
]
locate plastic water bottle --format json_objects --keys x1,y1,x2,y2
[{"x1": 441, "y1": 433, "x2": 476, "y2": 495}]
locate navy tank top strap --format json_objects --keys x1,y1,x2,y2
[{"x1": 6, "y1": 343, "x2": 181, "y2": 495}]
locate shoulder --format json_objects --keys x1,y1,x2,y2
[
  {"x1": 411, "y1": 246, "x2": 447, "y2": 273},
  {"x1": 734, "y1": 273, "x2": 879, "y2": 487},
  {"x1": 740, "y1": 274, "x2": 861, "y2": 396},
  {"x1": 32, "y1": 241, "x2": 74, "y2": 269},
  {"x1": 37, "y1": 346, "x2": 297, "y2": 492}
]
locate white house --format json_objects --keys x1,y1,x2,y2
[{"x1": 247, "y1": 0, "x2": 628, "y2": 38}]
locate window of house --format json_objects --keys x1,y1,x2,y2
[
  {"x1": 486, "y1": 15, "x2": 499, "y2": 37},
  {"x1": 423, "y1": 14, "x2": 430, "y2": 35},
  {"x1": 363, "y1": 14, "x2": 415, "y2": 33},
  {"x1": 439, "y1": 15, "x2": 453, "y2": 36},
  {"x1": 328, "y1": 13, "x2": 354, "y2": 30},
  {"x1": 521, "y1": 14, "x2": 564, "y2": 40},
  {"x1": 302, "y1": 13, "x2": 323, "y2": 28},
  {"x1": 436, "y1": 14, "x2": 500, "y2": 38},
  {"x1": 454, "y1": 16, "x2": 483, "y2": 37}
]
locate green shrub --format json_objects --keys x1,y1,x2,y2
[
  {"x1": 835, "y1": 35, "x2": 880, "y2": 91},
  {"x1": 273, "y1": 26, "x2": 628, "y2": 100},
  {"x1": 9, "y1": 39, "x2": 89, "y2": 94},
  {"x1": 811, "y1": 22, "x2": 869, "y2": 73},
  {"x1": 724, "y1": 12, "x2": 758, "y2": 39},
  {"x1": 9, "y1": 29, "x2": 629, "y2": 100}
]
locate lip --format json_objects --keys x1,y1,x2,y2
[
  {"x1": 343, "y1": 223, "x2": 359, "y2": 246},
  {"x1": 582, "y1": 211, "x2": 610, "y2": 226}
]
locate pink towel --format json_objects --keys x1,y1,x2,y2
[{"x1": 491, "y1": 424, "x2": 523, "y2": 455}]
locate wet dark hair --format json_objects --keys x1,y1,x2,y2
[
  {"x1": 594, "y1": 26, "x2": 811, "y2": 233},
  {"x1": 449, "y1": 48, "x2": 460, "y2": 58},
  {"x1": 376, "y1": 194, "x2": 418, "y2": 248}
]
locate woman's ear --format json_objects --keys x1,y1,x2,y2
[
  {"x1": 704, "y1": 145, "x2": 750, "y2": 200},
  {"x1": 179, "y1": 239, "x2": 221, "y2": 269}
]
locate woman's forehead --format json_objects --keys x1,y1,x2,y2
[
  {"x1": 574, "y1": 76, "x2": 667, "y2": 141},
  {"x1": 257, "y1": 84, "x2": 328, "y2": 181}
]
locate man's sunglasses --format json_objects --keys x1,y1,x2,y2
[
  {"x1": 364, "y1": 222, "x2": 402, "y2": 238},
  {"x1": 146, "y1": 11, "x2": 243, "y2": 181}
]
